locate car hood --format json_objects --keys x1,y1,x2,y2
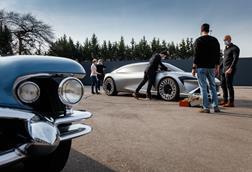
[{"x1": 0, "y1": 55, "x2": 85, "y2": 108}]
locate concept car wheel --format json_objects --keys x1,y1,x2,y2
[
  {"x1": 103, "y1": 78, "x2": 117, "y2": 96},
  {"x1": 158, "y1": 77, "x2": 179, "y2": 101}
]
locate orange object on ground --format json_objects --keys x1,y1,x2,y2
[{"x1": 179, "y1": 99, "x2": 190, "y2": 107}]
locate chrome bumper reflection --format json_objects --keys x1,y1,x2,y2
[
  {"x1": 0, "y1": 107, "x2": 92, "y2": 166},
  {"x1": 59, "y1": 124, "x2": 92, "y2": 141},
  {"x1": 0, "y1": 144, "x2": 27, "y2": 166}
]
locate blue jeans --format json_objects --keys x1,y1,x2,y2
[
  {"x1": 91, "y1": 76, "x2": 98, "y2": 93},
  {"x1": 197, "y1": 68, "x2": 218, "y2": 109}
]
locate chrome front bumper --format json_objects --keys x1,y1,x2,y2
[{"x1": 0, "y1": 107, "x2": 92, "y2": 166}]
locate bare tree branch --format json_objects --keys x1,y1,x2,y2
[{"x1": 0, "y1": 10, "x2": 54, "y2": 54}]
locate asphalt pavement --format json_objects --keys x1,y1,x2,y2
[{"x1": 2, "y1": 87, "x2": 252, "y2": 172}]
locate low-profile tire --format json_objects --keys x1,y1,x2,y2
[
  {"x1": 158, "y1": 77, "x2": 179, "y2": 101},
  {"x1": 103, "y1": 77, "x2": 117, "y2": 96},
  {"x1": 24, "y1": 140, "x2": 72, "y2": 172}
]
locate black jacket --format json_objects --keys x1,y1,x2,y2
[
  {"x1": 221, "y1": 43, "x2": 240, "y2": 72},
  {"x1": 193, "y1": 35, "x2": 220, "y2": 68},
  {"x1": 145, "y1": 53, "x2": 167, "y2": 73},
  {"x1": 96, "y1": 64, "x2": 106, "y2": 80}
]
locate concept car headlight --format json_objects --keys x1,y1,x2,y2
[
  {"x1": 17, "y1": 81, "x2": 40, "y2": 103},
  {"x1": 58, "y1": 77, "x2": 84, "y2": 105}
]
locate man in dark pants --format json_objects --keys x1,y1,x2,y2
[
  {"x1": 96, "y1": 59, "x2": 106, "y2": 91},
  {"x1": 220, "y1": 35, "x2": 240, "y2": 107},
  {"x1": 132, "y1": 50, "x2": 169, "y2": 100}
]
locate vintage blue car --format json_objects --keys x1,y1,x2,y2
[{"x1": 0, "y1": 55, "x2": 92, "y2": 171}]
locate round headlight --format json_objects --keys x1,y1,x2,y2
[
  {"x1": 58, "y1": 77, "x2": 84, "y2": 105},
  {"x1": 17, "y1": 81, "x2": 40, "y2": 103}
]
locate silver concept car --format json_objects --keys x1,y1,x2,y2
[{"x1": 103, "y1": 62, "x2": 220, "y2": 101}]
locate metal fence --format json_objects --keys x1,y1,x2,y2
[{"x1": 81, "y1": 58, "x2": 252, "y2": 86}]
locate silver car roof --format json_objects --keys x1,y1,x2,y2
[{"x1": 113, "y1": 62, "x2": 184, "y2": 73}]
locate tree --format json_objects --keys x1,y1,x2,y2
[
  {"x1": 185, "y1": 38, "x2": 194, "y2": 58},
  {"x1": 111, "y1": 42, "x2": 118, "y2": 61},
  {"x1": 0, "y1": 10, "x2": 54, "y2": 55},
  {"x1": 138, "y1": 36, "x2": 151, "y2": 60},
  {"x1": 118, "y1": 36, "x2": 126, "y2": 60},
  {"x1": 90, "y1": 33, "x2": 99, "y2": 58},
  {"x1": 47, "y1": 31, "x2": 194, "y2": 61},
  {"x1": 82, "y1": 38, "x2": 92, "y2": 61},
  {"x1": 0, "y1": 23, "x2": 13, "y2": 56},
  {"x1": 167, "y1": 42, "x2": 176, "y2": 58},
  {"x1": 177, "y1": 39, "x2": 187, "y2": 59},
  {"x1": 107, "y1": 41, "x2": 113, "y2": 61},
  {"x1": 151, "y1": 38, "x2": 161, "y2": 53},
  {"x1": 101, "y1": 40, "x2": 109, "y2": 61}
]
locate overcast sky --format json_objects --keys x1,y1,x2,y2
[{"x1": 1, "y1": 0, "x2": 251, "y2": 57}]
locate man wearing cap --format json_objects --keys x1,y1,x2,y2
[
  {"x1": 133, "y1": 50, "x2": 169, "y2": 100},
  {"x1": 220, "y1": 35, "x2": 240, "y2": 107},
  {"x1": 192, "y1": 23, "x2": 221, "y2": 113}
]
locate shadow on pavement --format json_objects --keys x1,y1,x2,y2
[
  {"x1": 216, "y1": 111, "x2": 252, "y2": 118},
  {"x1": 63, "y1": 149, "x2": 116, "y2": 172},
  {"x1": 0, "y1": 149, "x2": 115, "y2": 172},
  {"x1": 235, "y1": 99, "x2": 252, "y2": 109}
]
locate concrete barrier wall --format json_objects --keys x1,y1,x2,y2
[{"x1": 81, "y1": 58, "x2": 252, "y2": 86}]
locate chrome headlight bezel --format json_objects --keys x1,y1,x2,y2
[
  {"x1": 58, "y1": 77, "x2": 84, "y2": 106},
  {"x1": 17, "y1": 81, "x2": 40, "y2": 103}
]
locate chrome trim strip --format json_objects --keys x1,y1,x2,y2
[
  {"x1": 13, "y1": 73, "x2": 52, "y2": 92},
  {"x1": 55, "y1": 110, "x2": 92, "y2": 126},
  {"x1": 0, "y1": 144, "x2": 27, "y2": 166},
  {"x1": 59, "y1": 124, "x2": 92, "y2": 141},
  {"x1": 0, "y1": 107, "x2": 35, "y2": 120}
]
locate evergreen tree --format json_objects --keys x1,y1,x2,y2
[
  {"x1": 130, "y1": 38, "x2": 137, "y2": 60},
  {"x1": 112, "y1": 42, "x2": 118, "y2": 61},
  {"x1": 178, "y1": 39, "x2": 187, "y2": 59},
  {"x1": 90, "y1": 33, "x2": 99, "y2": 58},
  {"x1": 0, "y1": 24, "x2": 13, "y2": 56},
  {"x1": 118, "y1": 36, "x2": 126, "y2": 60},
  {"x1": 139, "y1": 36, "x2": 151, "y2": 60},
  {"x1": 101, "y1": 40, "x2": 109, "y2": 61},
  {"x1": 151, "y1": 38, "x2": 161, "y2": 53},
  {"x1": 83, "y1": 38, "x2": 92, "y2": 61},
  {"x1": 167, "y1": 41, "x2": 176, "y2": 58},
  {"x1": 107, "y1": 41, "x2": 113, "y2": 61},
  {"x1": 47, "y1": 32, "x2": 195, "y2": 61},
  {"x1": 161, "y1": 40, "x2": 167, "y2": 50},
  {"x1": 185, "y1": 38, "x2": 194, "y2": 58}
]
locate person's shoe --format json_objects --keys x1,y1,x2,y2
[
  {"x1": 132, "y1": 92, "x2": 140, "y2": 99},
  {"x1": 199, "y1": 108, "x2": 210, "y2": 113},
  {"x1": 214, "y1": 107, "x2": 221, "y2": 113},
  {"x1": 223, "y1": 102, "x2": 235, "y2": 107},
  {"x1": 96, "y1": 92, "x2": 101, "y2": 94},
  {"x1": 219, "y1": 100, "x2": 228, "y2": 105},
  {"x1": 91, "y1": 92, "x2": 95, "y2": 94},
  {"x1": 146, "y1": 94, "x2": 152, "y2": 100}
]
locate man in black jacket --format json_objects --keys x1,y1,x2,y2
[
  {"x1": 192, "y1": 23, "x2": 220, "y2": 113},
  {"x1": 133, "y1": 50, "x2": 169, "y2": 100},
  {"x1": 220, "y1": 35, "x2": 240, "y2": 107},
  {"x1": 96, "y1": 59, "x2": 106, "y2": 91}
]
